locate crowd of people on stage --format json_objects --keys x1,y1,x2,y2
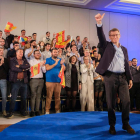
[{"x1": 0, "y1": 29, "x2": 139, "y2": 119}]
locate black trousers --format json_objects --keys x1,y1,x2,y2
[
  {"x1": 130, "y1": 82, "x2": 140, "y2": 110},
  {"x1": 104, "y1": 71, "x2": 130, "y2": 126}
]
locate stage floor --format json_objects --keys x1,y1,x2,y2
[{"x1": 0, "y1": 111, "x2": 140, "y2": 140}]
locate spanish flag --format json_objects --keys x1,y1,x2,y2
[
  {"x1": 56, "y1": 30, "x2": 65, "y2": 44},
  {"x1": 58, "y1": 65, "x2": 65, "y2": 88},
  {"x1": 4, "y1": 22, "x2": 17, "y2": 32},
  {"x1": 30, "y1": 63, "x2": 40, "y2": 78},
  {"x1": 56, "y1": 39, "x2": 71, "y2": 48},
  {"x1": 55, "y1": 30, "x2": 65, "y2": 48}
]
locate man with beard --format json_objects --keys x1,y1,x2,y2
[
  {"x1": 45, "y1": 48, "x2": 65, "y2": 114},
  {"x1": 76, "y1": 36, "x2": 82, "y2": 51},
  {"x1": 130, "y1": 58, "x2": 140, "y2": 111},
  {"x1": 43, "y1": 31, "x2": 51, "y2": 44},
  {"x1": 25, "y1": 40, "x2": 43, "y2": 62}
]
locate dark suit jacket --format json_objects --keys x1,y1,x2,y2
[
  {"x1": 95, "y1": 25, "x2": 132, "y2": 81},
  {"x1": 9, "y1": 57, "x2": 30, "y2": 83}
]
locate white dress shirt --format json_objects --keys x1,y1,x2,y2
[
  {"x1": 29, "y1": 58, "x2": 46, "y2": 78},
  {"x1": 25, "y1": 47, "x2": 43, "y2": 62}
]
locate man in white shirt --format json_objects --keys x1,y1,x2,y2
[
  {"x1": 29, "y1": 50, "x2": 46, "y2": 117},
  {"x1": 32, "y1": 33, "x2": 38, "y2": 44},
  {"x1": 43, "y1": 31, "x2": 51, "y2": 44},
  {"x1": 42, "y1": 43, "x2": 51, "y2": 60},
  {"x1": 70, "y1": 45, "x2": 81, "y2": 62},
  {"x1": 76, "y1": 36, "x2": 82, "y2": 51},
  {"x1": 81, "y1": 49, "x2": 92, "y2": 64},
  {"x1": 25, "y1": 40, "x2": 43, "y2": 62}
]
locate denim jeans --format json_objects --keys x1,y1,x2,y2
[
  {"x1": 0, "y1": 79, "x2": 7, "y2": 111},
  {"x1": 10, "y1": 81, "x2": 27, "y2": 113}
]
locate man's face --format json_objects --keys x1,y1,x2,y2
[
  {"x1": 46, "y1": 32, "x2": 50, "y2": 37},
  {"x1": 0, "y1": 39, "x2": 5, "y2": 46},
  {"x1": 67, "y1": 35, "x2": 71, "y2": 40},
  {"x1": 0, "y1": 32, "x2": 2, "y2": 38},
  {"x1": 14, "y1": 37, "x2": 18, "y2": 42},
  {"x1": 28, "y1": 37, "x2": 32, "y2": 43},
  {"x1": 84, "y1": 56, "x2": 89, "y2": 64},
  {"x1": 84, "y1": 37, "x2": 88, "y2": 42},
  {"x1": 109, "y1": 31, "x2": 120, "y2": 44},
  {"x1": 84, "y1": 51, "x2": 89, "y2": 56},
  {"x1": 129, "y1": 61, "x2": 132, "y2": 66},
  {"x1": 31, "y1": 41, "x2": 36, "y2": 46},
  {"x1": 16, "y1": 50, "x2": 23, "y2": 58},
  {"x1": 72, "y1": 45, "x2": 77, "y2": 52},
  {"x1": 21, "y1": 31, "x2": 26, "y2": 36},
  {"x1": 14, "y1": 44, "x2": 20, "y2": 50},
  {"x1": 52, "y1": 50, "x2": 58, "y2": 58},
  {"x1": 4, "y1": 31, "x2": 10, "y2": 36},
  {"x1": 77, "y1": 36, "x2": 80, "y2": 41},
  {"x1": 33, "y1": 34, "x2": 37, "y2": 40},
  {"x1": 93, "y1": 51, "x2": 98, "y2": 58},
  {"x1": 0, "y1": 48, "x2": 4, "y2": 56},
  {"x1": 46, "y1": 45, "x2": 50, "y2": 50},
  {"x1": 34, "y1": 51, "x2": 41, "y2": 59},
  {"x1": 132, "y1": 59, "x2": 137, "y2": 66}
]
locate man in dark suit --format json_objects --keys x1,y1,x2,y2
[{"x1": 95, "y1": 13, "x2": 135, "y2": 135}]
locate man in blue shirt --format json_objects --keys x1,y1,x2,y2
[
  {"x1": 95, "y1": 13, "x2": 135, "y2": 135},
  {"x1": 45, "y1": 48, "x2": 65, "y2": 114}
]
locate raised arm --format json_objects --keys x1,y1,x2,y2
[{"x1": 95, "y1": 13, "x2": 107, "y2": 48}]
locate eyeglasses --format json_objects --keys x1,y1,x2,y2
[
  {"x1": 109, "y1": 34, "x2": 120, "y2": 37},
  {"x1": 14, "y1": 45, "x2": 19, "y2": 46}
]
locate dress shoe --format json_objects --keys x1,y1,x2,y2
[
  {"x1": 30, "y1": 111, "x2": 35, "y2": 117},
  {"x1": 6, "y1": 112, "x2": 14, "y2": 119},
  {"x1": 35, "y1": 111, "x2": 40, "y2": 116},
  {"x1": 21, "y1": 112, "x2": 28, "y2": 118},
  {"x1": 109, "y1": 125, "x2": 116, "y2": 135},
  {"x1": 122, "y1": 124, "x2": 136, "y2": 134},
  {"x1": 98, "y1": 106, "x2": 103, "y2": 111}
]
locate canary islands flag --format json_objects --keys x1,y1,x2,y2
[
  {"x1": 30, "y1": 63, "x2": 40, "y2": 78},
  {"x1": 4, "y1": 22, "x2": 17, "y2": 32},
  {"x1": 19, "y1": 37, "x2": 28, "y2": 42},
  {"x1": 58, "y1": 65, "x2": 65, "y2": 88}
]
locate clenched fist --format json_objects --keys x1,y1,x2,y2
[{"x1": 95, "y1": 13, "x2": 105, "y2": 24}]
